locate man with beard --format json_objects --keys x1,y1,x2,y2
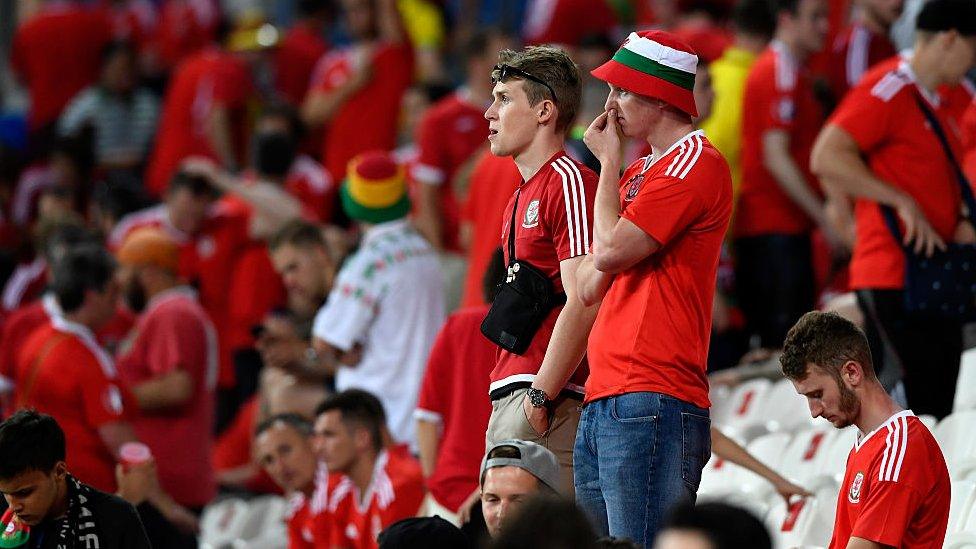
[
  {"x1": 781, "y1": 311, "x2": 950, "y2": 548},
  {"x1": 114, "y1": 227, "x2": 218, "y2": 547}
]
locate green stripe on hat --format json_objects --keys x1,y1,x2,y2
[
  {"x1": 611, "y1": 47, "x2": 696, "y2": 90},
  {"x1": 340, "y1": 183, "x2": 411, "y2": 224}
]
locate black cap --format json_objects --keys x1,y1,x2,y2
[
  {"x1": 377, "y1": 516, "x2": 472, "y2": 549},
  {"x1": 916, "y1": 0, "x2": 976, "y2": 35}
]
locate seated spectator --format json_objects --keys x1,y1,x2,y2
[
  {"x1": 480, "y1": 440, "x2": 563, "y2": 539},
  {"x1": 415, "y1": 248, "x2": 504, "y2": 524},
  {"x1": 653, "y1": 502, "x2": 772, "y2": 549},
  {"x1": 378, "y1": 516, "x2": 471, "y2": 548},
  {"x1": 0, "y1": 410, "x2": 151, "y2": 548},
  {"x1": 313, "y1": 390, "x2": 426, "y2": 548},
  {"x1": 114, "y1": 229, "x2": 218, "y2": 519},
  {"x1": 311, "y1": 152, "x2": 444, "y2": 449},
  {"x1": 255, "y1": 413, "x2": 332, "y2": 548},
  {"x1": 58, "y1": 40, "x2": 159, "y2": 175},
  {"x1": 489, "y1": 496, "x2": 598, "y2": 549}
]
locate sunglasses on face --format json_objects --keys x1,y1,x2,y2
[{"x1": 492, "y1": 64, "x2": 558, "y2": 103}]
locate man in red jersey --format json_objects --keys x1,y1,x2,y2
[
  {"x1": 733, "y1": 0, "x2": 834, "y2": 349},
  {"x1": 576, "y1": 30, "x2": 732, "y2": 544},
  {"x1": 781, "y1": 311, "x2": 950, "y2": 549},
  {"x1": 482, "y1": 45, "x2": 599, "y2": 494},
  {"x1": 810, "y1": 0, "x2": 976, "y2": 419},
  {"x1": 411, "y1": 30, "x2": 512, "y2": 253},
  {"x1": 826, "y1": 0, "x2": 903, "y2": 101},
  {"x1": 303, "y1": 0, "x2": 413, "y2": 181},
  {"x1": 313, "y1": 390, "x2": 425, "y2": 549},
  {"x1": 114, "y1": 229, "x2": 218, "y2": 524},
  {"x1": 255, "y1": 413, "x2": 333, "y2": 549},
  {"x1": 275, "y1": 0, "x2": 331, "y2": 106}
]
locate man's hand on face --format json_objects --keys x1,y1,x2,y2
[{"x1": 583, "y1": 109, "x2": 623, "y2": 171}]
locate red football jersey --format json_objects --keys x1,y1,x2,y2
[
  {"x1": 827, "y1": 23, "x2": 897, "y2": 102},
  {"x1": 830, "y1": 411, "x2": 949, "y2": 548},
  {"x1": 415, "y1": 306, "x2": 494, "y2": 511},
  {"x1": 275, "y1": 22, "x2": 329, "y2": 106},
  {"x1": 145, "y1": 48, "x2": 253, "y2": 196},
  {"x1": 15, "y1": 317, "x2": 131, "y2": 492},
  {"x1": 410, "y1": 91, "x2": 490, "y2": 252},
  {"x1": 735, "y1": 41, "x2": 824, "y2": 238},
  {"x1": 309, "y1": 43, "x2": 414, "y2": 181},
  {"x1": 522, "y1": 0, "x2": 617, "y2": 47},
  {"x1": 286, "y1": 155, "x2": 336, "y2": 223},
  {"x1": 828, "y1": 58, "x2": 968, "y2": 290},
  {"x1": 115, "y1": 287, "x2": 218, "y2": 507},
  {"x1": 586, "y1": 131, "x2": 732, "y2": 407},
  {"x1": 152, "y1": 0, "x2": 219, "y2": 71},
  {"x1": 327, "y1": 449, "x2": 425, "y2": 549},
  {"x1": 489, "y1": 152, "x2": 596, "y2": 398}
]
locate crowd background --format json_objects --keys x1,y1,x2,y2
[{"x1": 0, "y1": 0, "x2": 974, "y2": 547}]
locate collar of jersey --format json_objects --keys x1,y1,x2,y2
[
  {"x1": 854, "y1": 409, "x2": 915, "y2": 451},
  {"x1": 895, "y1": 57, "x2": 942, "y2": 108},
  {"x1": 362, "y1": 218, "x2": 411, "y2": 246},
  {"x1": 642, "y1": 129, "x2": 705, "y2": 172},
  {"x1": 144, "y1": 285, "x2": 198, "y2": 315}
]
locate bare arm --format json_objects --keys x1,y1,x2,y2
[
  {"x1": 576, "y1": 254, "x2": 613, "y2": 307},
  {"x1": 414, "y1": 183, "x2": 445, "y2": 250},
  {"x1": 710, "y1": 427, "x2": 811, "y2": 503},
  {"x1": 302, "y1": 47, "x2": 374, "y2": 128},
  {"x1": 98, "y1": 421, "x2": 140, "y2": 457},
  {"x1": 846, "y1": 538, "x2": 887, "y2": 549},
  {"x1": 131, "y1": 370, "x2": 193, "y2": 411},
  {"x1": 811, "y1": 124, "x2": 944, "y2": 256},
  {"x1": 415, "y1": 418, "x2": 440, "y2": 478},
  {"x1": 376, "y1": 0, "x2": 405, "y2": 44},
  {"x1": 762, "y1": 130, "x2": 826, "y2": 224},
  {"x1": 207, "y1": 106, "x2": 238, "y2": 171}
]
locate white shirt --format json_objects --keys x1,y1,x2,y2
[{"x1": 313, "y1": 220, "x2": 445, "y2": 449}]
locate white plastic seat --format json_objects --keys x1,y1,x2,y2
[
  {"x1": 757, "y1": 378, "x2": 813, "y2": 434},
  {"x1": 778, "y1": 426, "x2": 838, "y2": 490},
  {"x1": 717, "y1": 378, "x2": 774, "y2": 442},
  {"x1": 765, "y1": 485, "x2": 838, "y2": 549},
  {"x1": 199, "y1": 498, "x2": 250, "y2": 549},
  {"x1": 697, "y1": 454, "x2": 738, "y2": 498},
  {"x1": 935, "y1": 411, "x2": 976, "y2": 480},
  {"x1": 918, "y1": 414, "x2": 939, "y2": 432},
  {"x1": 953, "y1": 348, "x2": 976, "y2": 413},
  {"x1": 709, "y1": 384, "x2": 735, "y2": 428},
  {"x1": 233, "y1": 495, "x2": 289, "y2": 545},
  {"x1": 812, "y1": 426, "x2": 858, "y2": 486},
  {"x1": 944, "y1": 484, "x2": 976, "y2": 548}
]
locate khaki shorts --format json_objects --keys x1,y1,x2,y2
[{"x1": 485, "y1": 387, "x2": 581, "y2": 496}]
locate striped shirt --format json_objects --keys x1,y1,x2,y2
[{"x1": 58, "y1": 86, "x2": 159, "y2": 166}]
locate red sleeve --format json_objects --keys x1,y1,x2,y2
[
  {"x1": 750, "y1": 65, "x2": 796, "y2": 134},
  {"x1": 544, "y1": 163, "x2": 596, "y2": 261},
  {"x1": 384, "y1": 474, "x2": 426, "y2": 525},
  {"x1": 622, "y1": 175, "x2": 704, "y2": 247},
  {"x1": 828, "y1": 83, "x2": 896, "y2": 152},
  {"x1": 78, "y1": 353, "x2": 128, "y2": 428},
  {"x1": 416, "y1": 316, "x2": 458, "y2": 418},
  {"x1": 850, "y1": 480, "x2": 922, "y2": 546},
  {"x1": 213, "y1": 59, "x2": 252, "y2": 108},
  {"x1": 143, "y1": 307, "x2": 203, "y2": 377}
]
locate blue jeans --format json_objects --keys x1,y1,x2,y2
[{"x1": 574, "y1": 392, "x2": 711, "y2": 547}]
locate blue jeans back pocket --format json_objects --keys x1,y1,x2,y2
[
  {"x1": 680, "y1": 412, "x2": 711, "y2": 492},
  {"x1": 610, "y1": 392, "x2": 662, "y2": 423}
]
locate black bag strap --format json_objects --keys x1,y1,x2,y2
[
  {"x1": 881, "y1": 93, "x2": 976, "y2": 244},
  {"x1": 507, "y1": 187, "x2": 521, "y2": 263}
]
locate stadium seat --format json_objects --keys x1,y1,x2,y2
[
  {"x1": 199, "y1": 498, "x2": 251, "y2": 549},
  {"x1": 944, "y1": 485, "x2": 976, "y2": 549},
  {"x1": 778, "y1": 426, "x2": 839, "y2": 490},
  {"x1": 816, "y1": 426, "x2": 859, "y2": 485},
  {"x1": 948, "y1": 481, "x2": 976, "y2": 535},
  {"x1": 953, "y1": 349, "x2": 976, "y2": 413},
  {"x1": 715, "y1": 378, "x2": 773, "y2": 442},
  {"x1": 709, "y1": 383, "x2": 734, "y2": 426},
  {"x1": 232, "y1": 495, "x2": 289, "y2": 545},
  {"x1": 919, "y1": 414, "x2": 938, "y2": 432},
  {"x1": 934, "y1": 411, "x2": 976, "y2": 480},
  {"x1": 699, "y1": 431, "x2": 794, "y2": 503},
  {"x1": 764, "y1": 485, "x2": 838, "y2": 549},
  {"x1": 756, "y1": 378, "x2": 814, "y2": 434}
]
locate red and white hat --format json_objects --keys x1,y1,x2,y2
[{"x1": 591, "y1": 30, "x2": 699, "y2": 117}]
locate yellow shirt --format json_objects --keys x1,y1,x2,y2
[
  {"x1": 700, "y1": 46, "x2": 757, "y2": 197},
  {"x1": 398, "y1": 0, "x2": 445, "y2": 49}
]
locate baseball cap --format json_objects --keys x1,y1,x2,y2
[
  {"x1": 377, "y1": 516, "x2": 471, "y2": 548},
  {"x1": 116, "y1": 228, "x2": 180, "y2": 273},
  {"x1": 916, "y1": 0, "x2": 976, "y2": 35},
  {"x1": 480, "y1": 440, "x2": 562, "y2": 495},
  {"x1": 591, "y1": 30, "x2": 700, "y2": 117}
]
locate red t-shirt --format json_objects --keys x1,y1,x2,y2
[
  {"x1": 152, "y1": 0, "x2": 219, "y2": 72},
  {"x1": 490, "y1": 152, "x2": 596, "y2": 398},
  {"x1": 827, "y1": 23, "x2": 897, "y2": 102},
  {"x1": 275, "y1": 22, "x2": 329, "y2": 106},
  {"x1": 286, "y1": 155, "x2": 337, "y2": 223},
  {"x1": 11, "y1": 2, "x2": 112, "y2": 129},
  {"x1": 410, "y1": 91, "x2": 490, "y2": 252},
  {"x1": 828, "y1": 59, "x2": 968, "y2": 289},
  {"x1": 106, "y1": 0, "x2": 158, "y2": 52},
  {"x1": 15, "y1": 318, "x2": 130, "y2": 492},
  {"x1": 830, "y1": 412, "x2": 950, "y2": 548},
  {"x1": 145, "y1": 48, "x2": 253, "y2": 197},
  {"x1": 110, "y1": 203, "x2": 253, "y2": 386},
  {"x1": 459, "y1": 152, "x2": 521, "y2": 308},
  {"x1": 327, "y1": 449, "x2": 425, "y2": 549},
  {"x1": 115, "y1": 287, "x2": 218, "y2": 507},
  {"x1": 287, "y1": 465, "x2": 338, "y2": 549},
  {"x1": 288, "y1": 493, "x2": 315, "y2": 549},
  {"x1": 1, "y1": 258, "x2": 47, "y2": 314},
  {"x1": 964, "y1": 98, "x2": 976, "y2": 183},
  {"x1": 414, "y1": 305, "x2": 494, "y2": 512},
  {"x1": 735, "y1": 42, "x2": 824, "y2": 238},
  {"x1": 522, "y1": 0, "x2": 617, "y2": 47},
  {"x1": 310, "y1": 42, "x2": 414, "y2": 180},
  {"x1": 586, "y1": 131, "x2": 732, "y2": 407}
]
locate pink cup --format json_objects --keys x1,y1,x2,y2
[{"x1": 119, "y1": 442, "x2": 153, "y2": 468}]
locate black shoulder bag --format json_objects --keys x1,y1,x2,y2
[
  {"x1": 879, "y1": 94, "x2": 976, "y2": 320},
  {"x1": 481, "y1": 188, "x2": 567, "y2": 354}
]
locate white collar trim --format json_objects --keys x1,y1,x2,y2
[{"x1": 855, "y1": 409, "x2": 914, "y2": 451}]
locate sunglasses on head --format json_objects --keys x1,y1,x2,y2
[{"x1": 493, "y1": 64, "x2": 558, "y2": 103}]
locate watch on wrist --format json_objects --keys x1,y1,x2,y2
[{"x1": 527, "y1": 388, "x2": 551, "y2": 408}]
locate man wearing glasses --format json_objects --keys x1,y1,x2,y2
[
  {"x1": 575, "y1": 31, "x2": 733, "y2": 545},
  {"x1": 481, "y1": 47, "x2": 600, "y2": 496}
]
